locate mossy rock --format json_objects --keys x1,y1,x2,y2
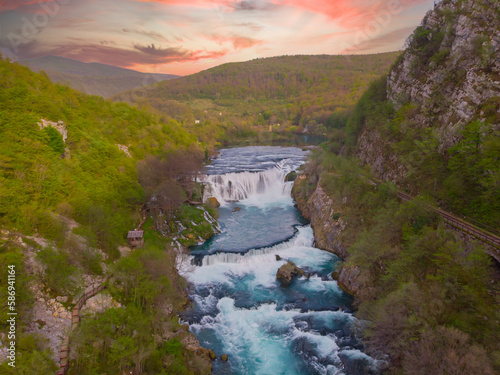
[
  {"x1": 208, "y1": 349, "x2": 216, "y2": 360},
  {"x1": 285, "y1": 170, "x2": 298, "y2": 182},
  {"x1": 206, "y1": 197, "x2": 221, "y2": 209}
]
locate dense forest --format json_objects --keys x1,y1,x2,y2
[
  {"x1": 294, "y1": 151, "x2": 499, "y2": 374},
  {"x1": 0, "y1": 56, "x2": 216, "y2": 374},
  {"x1": 115, "y1": 53, "x2": 399, "y2": 146}
]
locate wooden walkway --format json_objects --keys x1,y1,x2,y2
[
  {"x1": 56, "y1": 209, "x2": 148, "y2": 374},
  {"x1": 395, "y1": 191, "x2": 500, "y2": 252},
  {"x1": 56, "y1": 275, "x2": 111, "y2": 375},
  {"x1": 363, "y1": 177, "x2": 500, "y2": 254}
]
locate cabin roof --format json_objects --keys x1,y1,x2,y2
[{"x1": 127, "y1": 230, "x2": 144, "y2": 239}]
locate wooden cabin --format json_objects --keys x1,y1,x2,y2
[{"x1": 127, "y1": 230, "x2": 144, "y2": 248}]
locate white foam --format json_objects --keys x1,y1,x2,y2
[
  {"x1": 191, "y1": 297, "x2": 348, "y2": 375},
  {"x1": 202, "y1": 160, "x2": 295, "y2": 207},
  {"x1": 192, "y1": 298, "x2": 303, "y2": 375},
  {"x1": 183, "y1": 226, "x2": 328, "y2": 288}
]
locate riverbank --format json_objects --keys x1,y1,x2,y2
[{"x1": 291, "y1": 151, "x2": 500, "y2": 373}]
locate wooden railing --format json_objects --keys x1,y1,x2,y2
[
  {"x1": 56, "y1": 275, "x2": 111, "y2": 375},
  {"x1": 57, "y1": 209, "x2": 148, "y2": 374},
  {"x1": 395, "y1": 191, "x2": 500, "y2": 251}
]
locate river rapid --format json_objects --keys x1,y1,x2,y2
[{"x1": 179, "y1": 146, "x2": 381, "y2": 375}]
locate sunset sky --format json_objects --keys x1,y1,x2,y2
[{"x1": 0, "y1": 0, "x2": 435, "y2": 75}]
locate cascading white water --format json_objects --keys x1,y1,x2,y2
[
  {"x1": 195, "y1": 226, "x2": 313, "y2": 266},
  {"x1": 203, "y1": 160, "x2": 294, "y2": 205}
]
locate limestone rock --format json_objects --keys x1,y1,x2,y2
[
  {"x1": 37, "y1": 119, "x2": 67, "y2": 142},
  {"x1": 337, "y1": 265, "x2": 375, "y2": 299},
  {"x1": 359, "y1": 0, "x2": 500, "y2": 185},
  {"x1": 276, "y1": 261, "x2": 304, "y2": 286},
  {"x1": 292, "y1": 178, "x2": 348, "y2": 259},
  {"x1": 115, "y1": 144, "x2": 132, "y2": 157}
]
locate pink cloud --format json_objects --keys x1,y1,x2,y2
[
  {"x1": 130, "y1": 0, "x2": 228, "y2": 6},
  {"x1": 0, "y1": 0, "x2": 56, "y2": 13},
  {"x1": 272, "y1": 0, "x2": 430, "y2": 29}
]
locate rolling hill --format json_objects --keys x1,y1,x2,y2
[
  {"x1": 18, "y1": 55, "x2": 179, "y2": 98},
  {"x1": 114, "y1": 52, "x2": 400, "y2": 145}
]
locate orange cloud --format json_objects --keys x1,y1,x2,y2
[{"x1": 209, "y1": 34, "x2": 263, "y2": 50}]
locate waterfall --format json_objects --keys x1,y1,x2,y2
[
  {"x1": 203, "y1": 160, "x2": 294, "y2": 204},
  {"x1": 191, "y1": 226, "x2": 314, "y2": 266}
]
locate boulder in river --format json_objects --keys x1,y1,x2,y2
[
  {"x1": 276, "y1": 261, "x2": 304, "y2": 286},
  {"x1": 221, "y1": 353, "x2": 228, "y2": 361},
  {"x1": 208, "y1": 349, "x2": 216, "y2": 360},
  {"x1": 206, "y1": 197, "x2": 221, "y2": 209}
]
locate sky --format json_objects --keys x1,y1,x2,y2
[{"x1": 0, "y1": 0, "x2": 435, "y2": 75}]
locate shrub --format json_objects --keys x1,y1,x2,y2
[
  {"x1": 0, "y1": 333, "x2": 57, "y2": 374},
  {"x1": 36, "y1": 247, "x2": 82, "y2": 296},
  {"x1": 42, "y1": 126, "x2": 65, "y2": 155},
  {"x1": 402, "y1": 326, "x2": 495, "y2": 375}
]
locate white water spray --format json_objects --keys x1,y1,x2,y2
[{"x1": 203, "y1": 160, "x2": 294, "y2": 205}]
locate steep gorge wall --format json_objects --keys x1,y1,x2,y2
[
  {"x1": 357, "y1": 0, "x2": 500, "y2": 185},
  {"x1": 292, "y1": 178, "x2": 372, "y2": 298},
  {"x1": 293, "y1": 177, "x2": 348, "y2": 259}
]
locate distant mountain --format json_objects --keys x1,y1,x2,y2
[{"x1": 18, "y1": 55, "x2": 179, "y2": 98}]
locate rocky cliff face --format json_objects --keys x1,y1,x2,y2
[
  {"x1": 292, "y1": 177, "x2": 372, "y2": 297},
  {"x1": 358, "y1": 0, "x2": 500, "y2": 184},
  {"x1": 389, "y1": 0, "x2": 499, "y2": 126},
  {"x1": 337, "y1": 264, "x2": 375, "y2": 301},
  {"x1": 293, "y1": 177, "x2": 348, "y2": 259}
]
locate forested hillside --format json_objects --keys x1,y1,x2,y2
[
  {"x1": 115, "y1": 53, "x2": 399, "y2": 145},
  {"x1": 0, "y1": 57, "x2": 213, "y2": 374},
  {"x1": 0, "y1": 58, "x2": 198, "y2": 248},
  {"x1": 121, "y1": 54, "x2": 397, "y2": 102}
]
